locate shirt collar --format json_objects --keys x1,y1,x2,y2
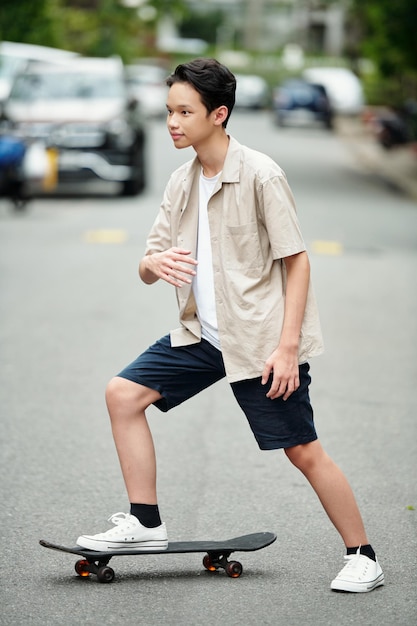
[
  {"x1": 221, "y1": 136, "x2": 241, "y2": 183},
  {"x1": 184, "y1": 135, "x2": 241, "y2": 189}
]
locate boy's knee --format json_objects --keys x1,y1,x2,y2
[
  {"x1": 105, "y1": 376, "x2": 125, "y2": 404},
  {"x1": 105, "y1": 376, "x2": 140, "y2": 412},
  {"x1": 105, "y1": 376, "x2": 160, "y2": 414},
  {"x1": 284, "y1": 440, "x2": 323, "y2": 472}
]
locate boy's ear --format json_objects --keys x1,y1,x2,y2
[{"x1": 213, "y1": 105, "x2": 228, "y2": 126}]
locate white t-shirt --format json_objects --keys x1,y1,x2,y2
[{"x1": 193, "y1": 169, "x2": 221, "y2": 350}]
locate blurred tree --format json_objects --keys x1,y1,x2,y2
[
  {"x1": 348, "y1": 0, "x2": 417, "y2": 103},
  {"x1": 0, "y1": 0, "x2": 61, "y2": 47},
  {"x1": 349, "y1": 0, "x2": 416, "y2": 74},
  {"x1": 149, "y1": 0, "x2": 188, "y2": 22},
  {"x1": 58, "y1": 0, "x2": 144, "y2": 60},
  {"x1": 0, "y1": 0, "x2": 184, "y2": 60},
  {"x1": 179, "y1": 8, "x2": 225, "y2": 45}
]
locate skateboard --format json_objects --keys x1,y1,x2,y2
[{"x1": 40, "y1": 531, "x2": 276, "y2": 583}]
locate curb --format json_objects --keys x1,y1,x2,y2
[{"x1": 335, "y1": 117, "x2": 417, "y2": 202}]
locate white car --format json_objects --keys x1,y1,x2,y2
[
  {"x1": 302, "y1": 67, "x2": 364, "y2": 116},
  {"x1": 234, "y1": 74, "x2": 269, "y2": 110},
  {"x1": 0, "y1": 41, "x2": 78, "y2": 102},
  {"x1": 4, "y1": 57, "x2": 147, "y2": 196},
  {"x1": 125, "y1": 64, "x2": 168, "y2": 118}
]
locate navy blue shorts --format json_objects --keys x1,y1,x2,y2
[{"x1": 117, "y1": 335, "x2": 317, "y2": 450}]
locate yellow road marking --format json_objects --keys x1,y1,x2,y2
[
  {"x1": 43, "y1": 148, "x2": 59, "y2": 191},
  {"x1": 83, "y1": 229, "x2": 128, "y2": 244},
  {"x1": 311, "y1": 240, "x2": 343, "y2": 256}
]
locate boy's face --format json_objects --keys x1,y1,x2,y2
[{"x1": 166, "y1": 81, "x2": 224, "y2": 150}]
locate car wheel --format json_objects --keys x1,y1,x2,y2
[
  {"x1": 120, "y1": 140, "x2": 146, "y2": 196},
  {"x1": 324, "y1": 114, "x2": 334, "y2": 130},
  {"x1": 276, "y1": 113, "x2": 285, "y2": 127}
]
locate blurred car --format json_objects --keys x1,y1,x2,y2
[
  {"x1": 302, "y1": 67, "x2": 364, "y2": 116},
  {"x1": 125, "y1": 63, "x2": 168, "y2": 118},
  {"x1": 370, "y1": 102, "x2": 417, "y2": 150},
  {"x1": 235, "y1": 74, "x2": 269, "y2": 109},
  {"x1": 2, "y1": 56, "x2": 146, "y2": 196},
  {"x1": 272, "y1": 78, "x2": 333, "y2": 128},
  {"x1": 0, "y1": 133, "x2": 27, "y2": 209},
  {"x1": 0, "y1": 41, "x2": 78, "y2": 103}
]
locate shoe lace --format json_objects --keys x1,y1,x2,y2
[
  {"x1": 108, "y1": 512, "x2": 133, "y2": 527},
  {"x1": 342, "y1": 553, "x2": 361, "y2": 569},
  {"x1": 339, "y1": 549, "x2": 369, "y2": 577}
]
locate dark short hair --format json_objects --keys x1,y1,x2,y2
[{"x1": 166, "y1": 58, "x2": 236, "y2": 127}]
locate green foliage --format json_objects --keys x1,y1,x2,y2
[
  {"x1": 349, "y1": 0, "x2": 417, "y2": 104},
  {"x1": 150, "y1": 0, "x2": 188, "y2": 20},
  {"x1": 0, "y1": 0, "x2": 61, "y2": 48},
  {"x1": 57, "y1": 0, "x2": 144, "y2": 60},
  {"x1": 179, "y1": 8, "x2": 225, "y2": 45},
  {"x1": 0, "y1": 0, "x2": 191, "y2": 61},
  {"x1": 364, "y1": 1, "x2": 416, "y2": 75}
]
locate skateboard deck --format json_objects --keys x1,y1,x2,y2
[{"x1": 40, "y1": 531, "x2": 276, "y2": 583}]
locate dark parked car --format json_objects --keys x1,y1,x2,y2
[
  {"x1": 302, "y1": 67, "x2": 364, "y2": 116},
  {"x1": 272, "y1": 78, "x2": 333, "y2": 129},
  {"x1": 2, "y1": 56, "x2": 147, "y2": 196}
]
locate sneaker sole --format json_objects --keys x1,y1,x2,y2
[
  {"x1": 76, "y1": 539, "x2": 168, "y2": 552},
  {"x1": 331, "y1": 573, "x2": 385, "y2": 593}
]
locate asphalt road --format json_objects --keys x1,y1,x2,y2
[{"x1": 1, "y1": 112, "x2": 416, "y2": 625}]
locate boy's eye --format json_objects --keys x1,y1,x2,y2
[{"x1": 166, "y1": 109, "x2": 190, "y2": 116}]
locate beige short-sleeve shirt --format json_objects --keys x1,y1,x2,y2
[{"x1": 145, "y1": 136, "x2": 324, "y2": 383}]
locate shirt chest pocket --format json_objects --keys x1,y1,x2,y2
[{"x1": 223, "y1": 223, "x2": 264, "y2": 270}]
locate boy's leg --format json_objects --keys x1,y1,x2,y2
[
  {"x1": 76, "y1": 335, "x2": 226, "y2": 551},
  {"x1": 105, "y1": 337, "x2": 225, "y2": 504},
  {"x1": 285, "y1": 441, "x2": 384, "y2": 592},
  {"x1": 105, "y1": 376, "x2": 162, "y2": 504},
  {"x1": 76, "y1": 377, "x2": 168, "y2": 552},
  {"x1": 231, "y1": 368, "x2": 383, "y2": 592},
  {"x1": 284, "y1": 440, "x2": 368, "y2": 547}
]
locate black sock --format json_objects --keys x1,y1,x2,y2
[
  {"x1": 130, "y1": 503, "x2": 162, "y2": 528},
  {"x1": 346, "y1": 544, "x2": 376, "y2": 562}
]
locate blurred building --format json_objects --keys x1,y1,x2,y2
[{"x1": 185, "y1": 0, "x2": 348, "y2": 56}]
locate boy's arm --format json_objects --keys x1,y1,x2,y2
[{"x1": 262, "y1": 251, "x2": 310, "y2": 400}]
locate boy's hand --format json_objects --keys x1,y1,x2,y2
[
  {"x1": 145, "y1": 247, "x2": 198, "y2": 287},
  {"x1": 262, "y1": 346, "x2": 300, "y2": 401}
]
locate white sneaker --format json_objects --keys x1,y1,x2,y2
[
  {"x1": 76, "y1": 512, "x2": 168, "y2": 552},
  {"x1": 331, "y1": 548, "x2": 384, "y2": 593}
]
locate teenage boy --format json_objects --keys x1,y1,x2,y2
[{"x1": 77, "y1": 59, "x2": 384, "y2": 593}]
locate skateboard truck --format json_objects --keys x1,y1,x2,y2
[
  {"x1": 202, "y1": 551, "x2": 243, "y2": 578},
  {"x1": 74, "y1": 556, "x2": 116, "y2": 583}
]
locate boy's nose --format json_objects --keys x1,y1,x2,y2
[{"x1": 168, "y1": 117, "x2": 179, "y2": 129}]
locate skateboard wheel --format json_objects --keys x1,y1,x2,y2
[
  {"x1": 97, "y1": 566, "x2": 115, "y2": 583},
  {"x1": 75, "y1": 559, "x2": 90, "y2": 577},
  {"x1": 202, "y1": 554, "x2": 218, "y2": 572},
  {"x1": 226, "y1": 561, "x2": 243, "y2": 578}
]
